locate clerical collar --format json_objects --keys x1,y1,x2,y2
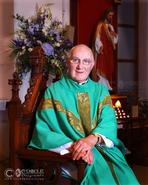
[
  {"x1": 77, "y1": 79, "x2": 88, "y2": 85},
  {"x1": 66, "y1": 74, "x2": 88, "y2": 85}
]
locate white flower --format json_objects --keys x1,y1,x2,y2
[
  {"x1": 37, "y1": 4, "x2": 52, "y2": 18},
  {"x1": 28, "y1": 48, "x2": 33, "y2": 52},
  {"x1": 55, "y1": 43, "x2": 60, "y2": 47},
  {"x1": 44, "y1": 17, "x2": 51, "y2": 27},
  {"x1": 14, "y1": 31, "x2": 26, "y2": 40},
  {"x1": 42, "y1": 28, "x2": 48, "y2": 36}
]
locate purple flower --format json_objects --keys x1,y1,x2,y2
[
  {"x1": 42, "y1": 43, "x2": 54, "y2": 56},
  {"x1": 13, "y1": 39, "x2": 24, "y2": 47},
  {"x1": 49, "y1": 30, "x2": 60, "y2": 41},
  {"x1": 28, "y1": 24, "x2": 40, "y2": 35}
]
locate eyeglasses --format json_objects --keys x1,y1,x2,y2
[{"x1": 70, "y1": 57, "x2": 92, "y2": 65}]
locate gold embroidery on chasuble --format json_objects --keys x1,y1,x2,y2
[
  {"x1": 98, "y1": 96, "x2": 113, "y2": 116},
  {"x1": 92, "y1": 115, "x2": 98, "y2": 130},
  {"x1": 38, "y1": 98, "x2": 85, "y2": 134},
  {"x1": 77, "y1": 93, "x2": 91, "y2": 136}
]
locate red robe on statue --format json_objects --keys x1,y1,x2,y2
[{"x1": 92, "y1": 22, "x2": 117, "y2": 90}]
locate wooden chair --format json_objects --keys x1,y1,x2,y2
[{"x1": 7, "y1": 48, "x2": 86, "y2": 185}]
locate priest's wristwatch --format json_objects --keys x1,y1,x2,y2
[{"x1": 91, "y1": 133, "x2": 102, "y2": 144}]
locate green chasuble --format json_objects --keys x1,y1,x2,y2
[{"x1": 29, "y1": 75, "x2": 139, "y2": 185}]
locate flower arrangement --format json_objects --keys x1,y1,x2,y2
[{"x1": 10, "y1": 4, "x2": 73, "y2": 76}]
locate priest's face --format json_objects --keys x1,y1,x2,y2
[{"x1": 67, "y1": 45, "x2": 94, "y2": 83}]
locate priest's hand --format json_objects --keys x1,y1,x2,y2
[{"x1": 70, "y1": 134, "x2": 99, "y2": 164}]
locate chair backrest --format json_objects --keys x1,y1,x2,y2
[{"x1": 8, "y1": 47, "x2": 49, "y2": 152}]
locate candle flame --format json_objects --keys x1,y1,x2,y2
[{"x1": 115, "y1": 100, "x2": 122, "y2": 108}]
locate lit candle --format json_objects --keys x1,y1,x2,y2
[{"x1": 115, "y1": 100, "x2": 122, "y2": 108}]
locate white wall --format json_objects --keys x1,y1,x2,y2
[
  {"x1": 0, "y1": 0, "x2": 14, "y2": 100},
  {"x1": 14, "y1": 0, "x2": 70, "y2": 26},
  {"x1": 139, "y1": 1, "x2": 148, "y2": 100},
  {"x1": 0, "y1": 0, "x2": 13, "y2": 160}
]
